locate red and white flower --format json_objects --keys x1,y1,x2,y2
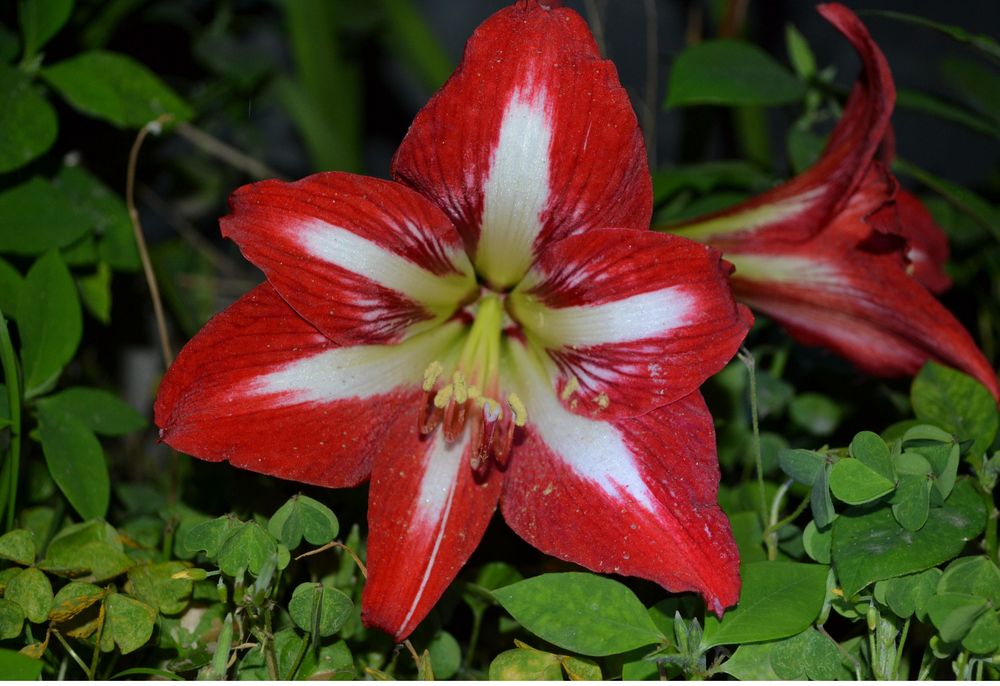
[
  {"x1": 666, "y1": 3, "x2": 999, "y2": 401},
  {"x1": 155, "y1": 1, "x2": 752, "y2": 640}
]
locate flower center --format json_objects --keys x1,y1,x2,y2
[{"x1": 418, "y1": 295, "x2": 526, "y2": 472}]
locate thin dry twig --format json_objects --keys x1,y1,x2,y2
[
  {"x1": 295, "y1": 540, "x2": 368, "y2": 578},
  {"x1": 175, "y1": 122, "x2": 284, "y2": 181},
  {"x1": 126, "y1": 115, "x2": 175, "y2": 369}
]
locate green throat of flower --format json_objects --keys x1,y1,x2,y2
[{"x1": 418, "y1": 295, "x2": 527, "y2": 472}]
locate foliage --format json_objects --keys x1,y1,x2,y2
[{"x1": 0, "y1": 0, "x2": 998, "y2": 680}]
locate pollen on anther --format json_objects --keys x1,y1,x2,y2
[
  {"x1": 452, "y1": 371, "x2": 468, "y2": 404},
  {"x1": 433, "y1": 384, "x2": 453, "y2": 409},
  {"x1": 422, "y1": 360, "x2": 444, "y2": 391},
  {"x1": 507, "y1": 393, "x2": 527, "y2": 427},
  {"x1": 482, "y1": 397, "x2": 502, "y2": 422},
  {"x1": 560, "y1": 375, "x2": 580, "y2": 401}
]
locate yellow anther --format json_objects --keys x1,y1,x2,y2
[
  {"x1": 452, "y1": 371, "x2": 468, "y2": 404},
  {"x1": 467, "y1": 385, "x2": 482, "y2": 400},
  {"x1": 560, "y1": 376, "x2": 580, "y2": 401},
  {"x1": 422, "y1": 360, "x2": 444, "y2": 391},
  {"x1": 594, "y1": 393, "x2": 610, "y2": 409},
  {"x1": 507, "y1": 393, "x2": 527, "y2": 427},
  {"x1": 433, "y1": 384, "x2": 453, "y2": 409}
]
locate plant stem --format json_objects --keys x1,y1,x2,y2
[
  {"x1": 764, "y1": 485, "x2": 810, "y2": 536},
  {"x1": 893, "y1": 617, "x2": 910, "y2": 679},
  {"x1": 126, "y1": 115, "x2": 175, "y2": 369},
  {"x1": 738, "y1": 349, "x2": 769, "y2": 540},
  {"x1": 263, "y1": 607, "x2": 279, "y2": 681},
  {"x1": 52, "y1": 631, "x2": 90, "y2": 678},
  {"x1": 0, "y1": 311, "x2": 21, "y2": 532},
  {"x1": 174, "y1": 122, "x2": 283, "y2": 180},
  {"x1": 285, "y1": 631, "x2": 311, "y2": 680},
  {"x1": 462, "y1": 608, "x2": 484, "y2": 673}
]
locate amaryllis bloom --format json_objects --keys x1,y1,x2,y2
[
  {"x1": 665, "y1": 3, "x2": 1000, "y2": 401},
  {"x1": 155, "y1": 1, "x2": 752, "y2": 640}
]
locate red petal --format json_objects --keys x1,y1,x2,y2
[
  {"x1": 669, "y1": 3, "x2": 893, "y2": 248},
  {"x1": 510, "y1": 229, "x2": 751, "y2": 418},
  {"x1": 155, "y1": 283, "x2": 460, "y2": 487},
  {"x1": 220, "y1": 172, "x2": 476, "y2": 346},
  {"x1": 730, "y1": 246, "x2": 999, "y2": 401},
  {"x1": 894, "y1": 190, "x2": 951, "y2": 293},
  {"x1": 392, "y1": 2, "x2": 651, "y2": 288},
  {"x1": 500, "y1": 386, "x2": 740, "y2": 616},
  {"x1": 362, "y1": 408, "x2": 502, "y2": 640}
]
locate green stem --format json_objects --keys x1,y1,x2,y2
[
  {"x1": 285, "y1": 631, "x2": 311, "y2": 681},
  {"x1": 52, "y1": 631, "x2": 90, "y2": 678},
  {"x1": 764, "y1": 488, "x2": 811, "y2": 536},
  {"x1": 738, "y1": 350, "x2": 768, "y2": 544},
  {"x1": 893, "y1": 617, "x2": 910, "y2": 680},
  {"x1": 462, "y1": 608, "x2": 484, "y2": 673},
  {"x1": 0, "y1": 311, "x2": 21, "y2": 532},
  {"x1": 263, "y1": 607, "x2": 279, "y2": 681}
]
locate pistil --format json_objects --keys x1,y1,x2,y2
[{"x1": 417, "y1": 295, "x2": 528, "y2": 472}]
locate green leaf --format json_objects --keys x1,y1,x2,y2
[
  {"x1": 376, "y1": 0, "x2": 452, "y2": 91},
  {"x1": 911, "y1": 361, "x2": 998, "y2": 457},
  {"x1": 802, "y1": 521, "x2": 831, "y2": 564},
  {"x1": 938, "y1": 557, "x2": 1000, "y2": 604},
  {"x1": 652, "y1": 160, "x2": 771, "y2": 204},
  {"x1": 428, "y1": 630, "x2": 461, "y2": 680},
  {"x1": 48, "y1": 580, "x2": 105, "y2": 622},
  {"x1": 890, "y1": 474, "x2": 931, "y2": 531},
  {"x1": 0, "y1": 648, "x2": 43, "y2": 680},
  {"x1": 0, "y1": 64, "x2": 57, "y2": 173},
  {"x1": 268, "y1": 494, "x2": 339, "y2": 550},
  {"x1": 860, "y1": 10, "x2": 1000, "y2": 64},
  {"x1": 811, "y1": 464, "x2": 835, "y2": 529},
  {"x1": 0, "y1": 177, "x2": 92, "y2": 255},
  {"x1": 76, "y1": 262, "x2": 111, "y2": 323},
  {"x1": 832, "y1": 479, "x2": 986, "y2": 597},
  {"x1": 38, "y1": 406, "x2": 109, "y2": 520},
  {"x1": 789, "y1": 393, "x2": 841, "y2": 436},
  {"x1": 559, "y1": 655, "x2": 601, "y2": 680},
  {"x1": 216, "y1": 521, "x2": 276, "y2": 577},
  {"x1": 702, "y1": 561, "x2": 829, "y2": 647},
  {"x1": 288, "y1": 582, "x2": 353, "y2": 638},
  {"x1": 883, "y1": 568, "x2": 942, "y2": 620},
  {"x1": 925, "y1": 593, "x2": 989, "y2": 643},
  {"x1": 41, "y1": 520, "x2": 132, "y2": 582},
  {"x1": 55, "y1": 165, "x2": 140, "y2": 271},
  {"x1": 720, "y1": 642, "x2": 781, "y2": 680},
  {"x1": 770, "y1": 628, "x2": 846, "y2": 680},
  {"x1": 785, "y1": 24, "x2": 816, "y2": 79},
  {"x1": 43, "y1": 50, "x2": 193, "y2": 128},
  {"x1": 99, "y1": 593, "x2": 157, "y2": 655},
  {"x1": 829, "y1": 459, "x2": 895, "y2": 505},
  {"x1": 0, "y1": 258, "x2": 23, "y2": 321},
  {"x1": 462, "y1": 561, "x2": 524, "y2": 616},
  {"x1": 488, "y1": 648, "x2": 563, "y2": 680},
  {"x1": 729, "y1": 511, "x2": 766, "y2": 563},
  {"x1": 786, "y1": 124, "x2": 826, "y2": 174},
  {"x1": 18, "y1": 251, "x2": 82, "y2": 396},
  {"x1": 778, "y1": 448, "x2": 826, "y2": 485},
  {"x1": 849, "y1": 431, "x2": 894, "y2": 481},
  {"x1": 896, "y1": 88, "x2": 1000, "y2": 140},
  {"x1": 39, "y1": 387, "x2": 146, "y2": 436},
  {"x1": 941, "y1": 56, "x2": 1000, "y2": 123},
  {"x1": 666, "y1": 40, "x2": 805, "y2": 107},
  {"x1": 0, "y1": 529, "x2": 35, "y2": 565},
  {"x1": 18, "y1": 0, "x2": 74, "y2": 59},
  {"x1": 4, "y1": 567, "x2": 52, "y2": 623},
  {"x1": 963, "y1": 610, "x2": 1000, "y2": 654},
  {"x1": 178, "y1": 515, "x2": 244, "y2": 559},
  {"x1": 0, "y1": 599, "x2": 25, "y2": 639},
  {"x1": 126, "y1": 562, "x2": 192, "y2": 616},
  {"x1": 493, "y1": 572, "x2": 664, "y2": 656}
]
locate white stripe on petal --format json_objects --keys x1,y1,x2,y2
[
  {"x1": 515, "y1": 287, "x2": 694, "y2": 348},
  {"x1": 508, "y1": 341, "x2": 656, "y2": 511},
  {"x1": 249, "y1": 323, "x2": 463, "y2": 404},
  {"x1": 671, "y1": 186, "x2": 827, "y2": 241},
  {"x1": 298, "y1": 218, "x2": 475, "y2": 307},
  {"x1": 474, "y1": 87, "x2": 553, "y2": 288},
  {"x1": 399, "y1": 429, "x2": 470, "y2": 634}
]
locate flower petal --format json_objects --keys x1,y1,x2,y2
[
  {"x1": 509, "y1": 229, "x2": 752, "y2": 418},
  {"x1": 501, "y1": 342, "x2": 740, "y2": 615},
  {"x1": 729, "y1": 248, "x2": 1000, "y2": 400},
  {"x1": 668, "y1": 3, "x2": 893, "y2": 247},
  {"x1": 155, "y1": 283, "x2": 464, "y2": 487},
  {"x1": 220, "y1": 172, "x2": 476, "y2": 346},
  {"x1": 894, "y1": 190, "x2": 951, "y2": 294},
  {"x1": 362, "y1": 412, "x2": 502, "y2": 640},
  {"x1": 392, "y1": 2, "x2": 651, "y2": 289}
]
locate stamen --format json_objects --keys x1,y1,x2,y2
[
  {"x1": 452, "y1": 371, "x2": 468, "y2": 404},
  {"x1": 507, "y1": 393, "x2": 527, "y2": 427},
  {"x1": 419, "y1": 392, "x2": 443, "y2": 434},
  {"x1": 422, "y1": 360, "x2": 444, "y2": 391},
  {"x1": 433, "y1": 384, "x2": 453, "y2": 409}
]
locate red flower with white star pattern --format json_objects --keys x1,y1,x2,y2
[{"x1": 155, "y1": 1, "x2": 752, "y2": 640}]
